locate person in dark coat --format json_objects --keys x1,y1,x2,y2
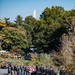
[
  {"x1": 59, "y1": 67, "x2": 66, "y2": 75},
  {"x1": 11, "y1": 65, "x2": 14, "y2": 75},
  {"x1": 14, "y1": 65, "x2": 18, "y2": 75},
  {"x1": 36, "y1": 65, "x2": 39, "y2": 72},
  {"x1": 48, "y1": 66, "x2": 55, "y2": 75},
  {"x1": 45, "y1": 66, "x2": 49, "y2": 75},
  {"x1": 8, "y1": 65, "x2": 11, "y2": 75},
  {"x1": 36, "y1": 65, "x2": 41, "y2": 75}
]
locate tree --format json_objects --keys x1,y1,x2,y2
[
  {"x1": 38, "y1": 6, "x2": 66, "y2": 52},
  {"x1": 32, "y1": 20, "x2": 47, "y2": 52},
  {"x1": 4, "y1": 17, "x2": 10, "y2": 26},
  {"x1": 23, "y1": 24, "x2": 33, "y2": 46},
  {"x1": 24, "y1": 16, "x2": 37, "y2": 27},
  {"x1": 40, "y1": 6, "x2": 65, "y2": 25},
  {"x1": 59, "y1": 17, "x2": 75, "y2": 67},
  {"x1": 14, "y1": 15, "x2": 23, "y2": 25},
  {"x1": 1, "y1": 27, "x2": 28, "y2": 53}
]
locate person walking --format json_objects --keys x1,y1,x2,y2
[
  {"x1": 45, "y1": 66, "x2": 49, "y2": 75},
  {"x1": 11, "y1": 65, "x2": 14, "y2": 75},
  {"x1": 59, "y1": 67, "x2": 66, "y2": 75},
  {"x1": 23, "y1": 66, "x2": 27, "y2": 75},
  {"x1": 8, "y1": 65, "x2": 12, "y2": 75},
  {"x1": 48, "y1": 66, "x2": 55, "y2": 75}
]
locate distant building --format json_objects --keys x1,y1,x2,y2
[{"x1": 33, "y1": 10, "x2": 36, "y2": 19}]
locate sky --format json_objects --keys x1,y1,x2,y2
[{"x1": 0, "y1": 0, "x2": 75, "y2": 22}]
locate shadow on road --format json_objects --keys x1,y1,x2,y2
[
  {"x1": 4, "y1": 74, "x2": 8, "y2": 75},
  {"x1": 0, "y1": 73, "x2": 8, "y2": 75}
]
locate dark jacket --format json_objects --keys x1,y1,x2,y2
[
  {"x1": 8, "y1": 66, "x2": 11, "y2": 73},
  {"x1": 59, "y1": 69, "x2": 66, "y2": 75},
  {"x1": 48, "y1": 69, "x2": 55, "y2": 75}
]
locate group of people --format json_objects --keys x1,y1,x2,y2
[
  {"x1": 8, "y1": 64, "x2": 66, "y2": 75},
  {"x1": 35, "y1": 65, "x2": 66, "y2": 75},
  {"x1": 8, "y1": 64, "x2": 30, "y2": 75}
]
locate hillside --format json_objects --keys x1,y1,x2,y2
[{"x1": 0, "y1": 6, "x2": 75, "y2": 72}]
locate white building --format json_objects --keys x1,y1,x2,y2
[{"x1": 33, "y1": 10, "x2": 36, "y2": 19}]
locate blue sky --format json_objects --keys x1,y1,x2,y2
[{"x1": 0, "y1": 0, "x2": 75, "y2": 22}]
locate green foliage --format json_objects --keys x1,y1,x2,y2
[
  {"x1": 0, "y1": 6, "x2": 75, "y2": 69},
  {"x1": 23, "y1": 24, "x2": 33, "y2": 32},
  {"x1": 23, "y1": 24, "x2": 33, "y2": 46},
  {"x1": 32, "y1": 20, "x2": 46, "y2": 52},
  {"x1": 1, "y1": 27, "x2": 28, "y2": 52},
  {"x1": 4, "y1": 17, "x2": 10, "y2": 26},
  {"x1": 0, "y1": 5, "x2": 75, "y2": 54},
  {"x1": 24, "y1": 16, "x2": 37, "y2": 27},
  {"x1": 14, "y1": 15, "x2": 23, "y2": 25},
  {"x1": 40, "y1": 6, "x2": 65, "y2": 24},
  {"x1": 32, "y1": 6, "x2": 66, "y2": 52},
  {"x1": 31, "y1": 6, "x2": 75, "y2": 53},
  {"x1": 38, "y1": 53, "x2": 54, "y2": 66}
]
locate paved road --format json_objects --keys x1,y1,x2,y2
[{"x1": 0, "y1": 69, "x2": 8, "y2": 75}]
